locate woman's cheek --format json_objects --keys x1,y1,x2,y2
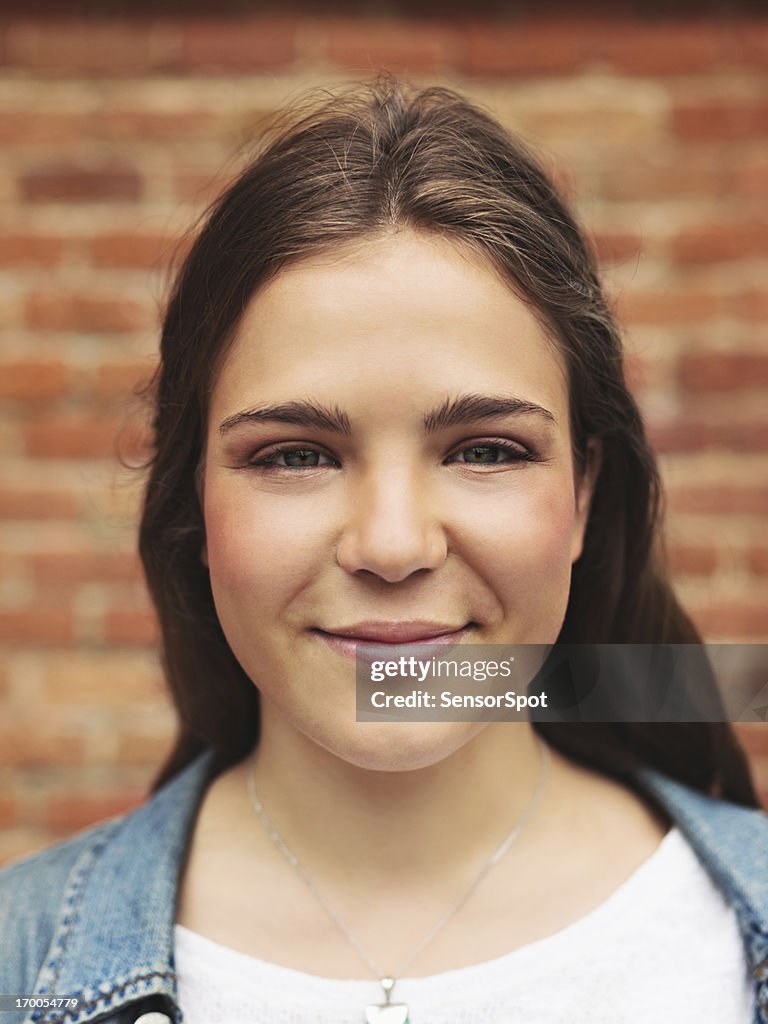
[
  {"x1": 532, "y1": 488, "x2": 580, "y2": 571},
  {"x1": 493, "y1": 479, "x2": 576, "y2": 557},
  {"x1": 477, "y1": 483, "x2": 578, "y2": 598},
  {"x1": 203, "y1": 484, "x2": 325, "y2": 600},
  {"x1": 202, "y1": 485, "x2": 268, "y2": 601}
]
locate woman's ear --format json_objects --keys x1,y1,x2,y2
[{"x1": 571, "y1": 438, "x2": 602, "y2": 564}]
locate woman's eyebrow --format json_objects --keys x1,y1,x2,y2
[
  {"x1": 219, "y1": 400, "x2": 352, "y2": 435},
  {"x1": 219, "y1": 393, "x2": 556, "y2": 436},
  {"x1": 424, "y1": 394, "x2": 557, "y2": 431}
]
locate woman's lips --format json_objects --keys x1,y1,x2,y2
[{"x1": 313, "y1": 624, "x2": 475, "y2": 661}]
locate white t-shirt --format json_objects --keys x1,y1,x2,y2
[{"x1": 173, "y1": 826, "x2": 755, "y2": 1023}]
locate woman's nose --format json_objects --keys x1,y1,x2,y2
[{"x1": 335, "y1": 469, "x2": 448, "y2": 583}]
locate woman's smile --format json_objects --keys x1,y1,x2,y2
[{"x1": 311, "y1": 621, "x2": 478, "y2": 662}]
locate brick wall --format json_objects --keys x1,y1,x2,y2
[{"x1": 1, "y1": 10, "x2": 767, "y2": 864}]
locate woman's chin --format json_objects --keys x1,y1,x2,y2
[{"x1": 313, "y1": 720, "x2": 485, "y2": 774}]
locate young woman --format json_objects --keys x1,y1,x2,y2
[{"x1": 2, "y1": 75, "x2": 767, "y2": 1024}]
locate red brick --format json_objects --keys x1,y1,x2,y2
[
  {"x1": 0, "y1": 729, "x2": 84, "y2": 767},
  {"x1": 546, "y1": 159, "x2": 580, "y2": 203},
  {"x1": 667, "y1": 485, "x2": 768, "y2": 517},
  {"x1": 590, "y1": 230, "x2": 642, "y2": 265},
  {"x1": 0, "y1": 111, "x2": 83, "y2": 145},
  {"x1": 0, "y1": 798, "x2": 17, "y2": 828},
  {"x1": 91, "y1": 359, "x2": 157, "y2": 398},
  {"x1": 89, "y1": 232, "x2": 181, "y2": 270},
  {"x1": 596, "y1": 22, "x2": 723, "y2": 75},
  {"x1": 523, "y1": 105, "x2": 661, "y2": 145},
  {"x1": 730, "y1": 22, "x2": 768, "y2": 69},
  {"x1": 600, "y1": 157, "x2": 726, "y2": 201},
  {"x1": 0, "y1": 485, "x2": 79, "y2": 519},
  {"x1": 180, "y1": 17, "x2": 297, "y2": 70},
  {"x1": 227, "y1": 105, "x2": 282, "y2": 142},
  {"x1": 25, "y1": 291, "x2": 153, "y2": 332},
  {"x1": 752, "y1": 753, "x2": 768, "y2": 791},
  {"x1": 672, "y1": 99, "x2": 768, "y2": 141},
  {"x1": 103, "y1": 607, "x2": 158, "y2": 646},
  {"x1": 24, "y1": 413, "x2": 151, "y2": 460},
  {"x1": 46, "y1": 789, "x2": 146, "y2": 833},
  {"x1": 90, "y1": 110, "x2": 219, "y2": 142},
  {"x1": 734, "y1": 723, "x2": 768, "y2": 759},
  {"x1": 41, "y1": 652, "x2": 163, "y2": 705},
  {"x1": 678, "y1": 352, "x2": 768, "y2": 393},
  {"x1": 737, "y1": 290, "x2": 768, "y2": 321},
  {"x1": 29, "y1": 550, "x2": 142, "y2": 583},
  {"x1": 19, "y1": 162, "x2": 142, "y2": 203},
  {"x1": 691, "y1": 602, "x2": 768, "y2": 640},
  {"x1": 2, "y1": 112, "x2": 217, "y2": 148},
  {"x1": 747, "y1": 547, "x2": 768, "y2": 576},
  {"x1": 623, "y1": 352, "x2": 652, "y2": 397},
  {"x1": 5, "y1": 20, "x2": 164, "y2": 74},
  {"x1": 116, "y1": 732, "x2": 172, "y2": 767},
  {"x1": 462, "y1": 20, "x2": 728, "y2": 78},
  {"x1": 0, "y1": 607, "x2": 74, "y2": 645},
  {"x1": 734, "y1": 160, "x2": 768, "y2": 198},
  {"x1": 0, "y1": 233, "x2": 65, "y2": 267},
  {"x1": 648, "y1": 420, "x2": 768, "y2": 454},
  {"x1": 617, "y1": 289, "x2": 723, "y2": 326},
  {"x1": 463, "y1": 23, "x2": 591, "y2": 76},
  {"x1": 0, "y1": 361, "x2": 69, "y2": 400},
  {"x1": 670, "y1": 223, "x2": 768, "y2": 264},
  {"x1": 323, "y1": 19, "x2": 453, "y2": 72},
  {"x1": 666, "y1": 542, "x2": 718, "y2": 576},
  {"x1": 171, "y1": 163, "x2": 242, "y2": 205}
]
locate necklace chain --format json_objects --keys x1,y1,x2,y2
[{"x1": 246, "y1": 735, "x2": 550, "y2": 987}]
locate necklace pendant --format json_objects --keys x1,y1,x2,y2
[
  {"x1": 364, "y1": 1003, "x2": 410, "y2": 1024},
  {"x1": 365, "y1": 977, "x2": 410, "y2": 1024}
]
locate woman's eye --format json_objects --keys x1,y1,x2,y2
[
  {"x1": 450, "y1": 442, "x2": 535, "y2": 466},
  {"x1": 249, "y1": 446, "x2": 336, "y2": 470},
  {"x1": 244, "y1": 440, "x2": 536, "y2": 472}
]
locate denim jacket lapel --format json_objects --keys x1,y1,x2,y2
[{"x1": 26, "y1": 750, "x2": 217, "y2": 1024}]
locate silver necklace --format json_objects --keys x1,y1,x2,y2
[{"x1": 246, "y1": 735, "x2": 550, "y2": 1024}]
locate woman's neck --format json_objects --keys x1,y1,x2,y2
[
  {"x1": 239, "y1": 712, "x2": 554, "y2": 894},
  {"x1": 177, "y1": 715, "x2": 670, "y2": 977}
]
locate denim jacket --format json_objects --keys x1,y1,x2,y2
[{"x1": 2, "y1": 747, "x2": 768, "y2": 1024}]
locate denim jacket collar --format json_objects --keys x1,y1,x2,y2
[
  {"x1": 31, "y1": 748, "x2": 768, "y2": 1024},
  {"x1": 30, "y1": 750, "x2": 218, "y2": 1024}
]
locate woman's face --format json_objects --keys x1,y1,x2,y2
[{"x1": 201, "y1": 230, "x2": 597, "y2": 771}]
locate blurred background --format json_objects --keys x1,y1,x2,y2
[{"x1": 1, "y1": 1, "x2": 767, "y2": 864}]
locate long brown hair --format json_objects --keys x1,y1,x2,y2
[{"x1": 139, "y1": 74, "x2": 756, "y2": 806}]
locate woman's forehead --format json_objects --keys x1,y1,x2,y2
[
  {"x1": 236, "y1": 229, "x2": 545, "y2": 330},
  {"x1": 210, "y1": 229, "x2": 570, "y2": 422}
]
